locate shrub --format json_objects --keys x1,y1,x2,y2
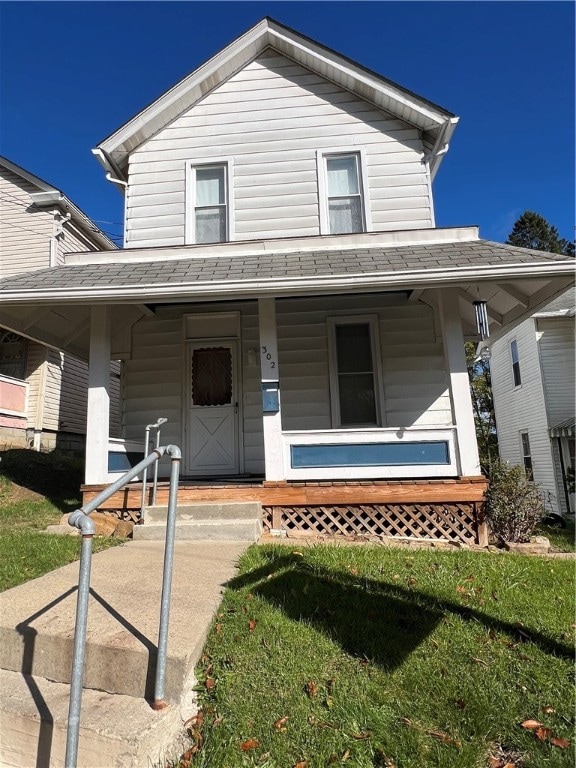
[{"x1": 484, "y1": 461, "x2": 546, "y2": 543}]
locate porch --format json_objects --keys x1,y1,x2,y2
[{"x1": 82, "y1": 475, "x2": 488, "y2": 545}]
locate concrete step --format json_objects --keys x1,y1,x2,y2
[
  {"x1": 145, "y1": 501, "x2": 262, "y2": 522},
  {"x1": 133, "y1": 518, "x2": 262, "y2": 542},
  {"x1": 0, "y1": 540, "x2": 248, "y2": 701},
  {"x1": 0, "y1": 668, "x2": 190, "y2": 768}
]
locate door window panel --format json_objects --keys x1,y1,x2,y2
[{"x1": 191, "y1": 347, "x2": 232, "y2": 406}]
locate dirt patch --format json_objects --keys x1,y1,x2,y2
[{"x1": 0, "y1": 481, "x2": 44, "y2": 505}]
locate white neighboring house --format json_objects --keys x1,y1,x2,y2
[
  {"x1": 0, "y1": 19, "x2": 574, "y2": 543},
  {"x1": 0, "y1": 156, "x2": 120, "y2": 453},
  {"x1": 490, "y1": 287, "x2": 575, "y2": 517}
]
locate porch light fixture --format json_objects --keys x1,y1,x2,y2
[
  {"x1": 473, "y1": 300, "x2": 490, "y2": 341},
  {"x1": 480, "y1": 346, "x2": 491, "y2": 363}
]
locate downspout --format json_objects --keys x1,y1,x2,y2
[
  {"x1": 93, "y1": 147, "x2": 128, "y2": 246},
  {"x1": 49, "y1": 210, "x2": 72, "y2": 267}
]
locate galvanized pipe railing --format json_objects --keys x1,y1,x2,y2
[
  {"x1": 65, "y1": 444, "x2": 181, "y2": 768},
  {"x1": 140, "y1": 417, "x2": 168, "y2": 522}
]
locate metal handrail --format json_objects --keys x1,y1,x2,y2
[
  {"x1": 140, "y1": 417, "x2": 168, "y2": 521},
  {"x1": 65, "y1": 444, "x2": 181, "y2": 768}
]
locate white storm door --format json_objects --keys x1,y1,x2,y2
[{"x1": 186, "y1": 342, "x2": 239, "y2": 475}]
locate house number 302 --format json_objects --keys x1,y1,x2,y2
[{"x1": 261, "y1": 346, "x2": 276, "y2": 369}]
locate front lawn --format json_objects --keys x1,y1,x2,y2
[
  {"x1": 186, "y1": 544, "x2": 574, "y2": 768},
  {"x1": 0, "y1": 449, "x2": 120, "y2": 592}
]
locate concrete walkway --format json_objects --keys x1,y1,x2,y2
[{"x1": 0, "y1": 539, "x2": 249, "y2": 767}]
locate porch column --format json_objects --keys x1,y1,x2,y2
[
  {"x1": 258, "y1": 298, "x2": 284, "y2": 480},
  {"x1": 438, "y1": 289, "x2": 481, "y2": 476},
  {"x1": 85, "y1": 305, "x2": 111, "y2": 485}
]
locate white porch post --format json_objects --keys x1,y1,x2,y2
[
  {"x1": 438, "y1": 289, "x2": 481, "y2": 476},
  {"x1": 85, "y1": 305, "x2": 111, "y2": 485},
  {"x1": 258, "y1": 297, "x2": 284, "y2": 480}
]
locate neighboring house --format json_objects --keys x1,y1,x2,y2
[
  {"x1": 490, "y1": 288, "x2": 575, "y2": 517},
  {"x1": 0, "y1": 156, "x2": 120, "y2": 452},
  {"x1": 0, "y1": 19, "x2": 573, "y2": 543}
]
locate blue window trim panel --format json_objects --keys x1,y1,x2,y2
[
  {"x1": 291, "y1": 441, "x2": 450, "y2": 469},
  {"x1": 108, "y1": 451, "x2": 145, "y2": 473}
]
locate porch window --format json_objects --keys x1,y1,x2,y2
[
  {"x1": 317, "y1": 150, "x2": 371, "y2": 235},
  {"x1": 328, "y1": 316, "x2": 382, "y2": 427},
  {"x1": 511, "y1": 339, "x2": 521, "y2": 387},
  {"x1": 0, "y1": 331, "x2": 27, "y2": 380},
  {"x1": 186, "y1": 160, "x2": 233, "y2": 244},
  {"x1": 520, "y1": 431, "x2": 532, "y2": 478}
]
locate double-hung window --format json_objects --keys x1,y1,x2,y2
[
  {"x1": 186, "y1": 160, "x2": 233, "y2": 244},
  {"x1": 520, "y1": 431, "x2": 532, "y2": 478},
  {"x1": 318, "y1": 150, "x2": 370, "y2": 235},
  {"x1": 510, "y1": 339, "x2": 521, "y2": 387},
  {"x1": 327, "y1": 316, "x2": 383, "y2": 427}
]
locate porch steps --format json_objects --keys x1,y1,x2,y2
[
  {"x1": 0, "y1": 540, "x2": 248, "y2": 767},
  {"x1": 133, "y1": 501, "x2": 262, "y2": 542}
]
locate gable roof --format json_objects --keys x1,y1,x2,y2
[
  {"x1": 0, "y1": 156, "x2": 117, "y2": 251},
  {"x1": 94, "y1": 17, "x2": 458, "y2": 181}
]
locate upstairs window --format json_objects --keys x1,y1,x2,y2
[
  {"x1": 186, "y1": 160, "x2": 233, "y2": 244},
  {"x1": 318, "y1": 150, "x2": 370, "y2": 235},
  {"x1": 511, "y1": 339, "x2": 521, "y2": 387}
]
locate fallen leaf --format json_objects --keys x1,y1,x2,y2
[
  {"x1": 213, "y1": 716, "x2": 223, "y2": 727},
  {"x1": 305, "y1": 680, "x2": 318, "y2": 698},
  {"x1": 488, "y1": 759, "x2": 501, "y2": 768},
  {"x1": 471, "y1": 657, "x2": 489, "y2": 667},
  {"x1": 273, "y1": 715, "x2": 289, "y2": 731},
  {"x1": 342, "y1": 749, "x2": 351, "y2": 760},
  {"x1": 399, "y1": 717, "x2": 414, "y2": 727},
  {"x1": 426, "y1": 729, "x2": 462, "y2": 747},
  {"x1": 324, "y1": 696, "x2": 334, "y2": 709},
  {"x1": 215, "y1": 623, "x2": 223, "y2": 635},
  {"x1": 550, "y1": 736, "x2": 570, "y2": 748},
  {"x1": 535, "y1": 726, "x2": 552, "y2": 741},
  {"x1": 248, "y1": 619, "x2": 257, "y2": 632},
  {"x1": 407, "y1": 577, "x2": 417, "y2": 586},
  {"x1": 294, "y1": 761, "x2": 308, "y2": 768},
  {"x1": 240, "y1": 738, "x2": 260, "y2": 751},
  {"x1": 351, "y1": 731, "x2": 371, "y2": 740},
  {"x1": 455, "y1": 698, "x2": 466, "y2": 710},
  {"x1": 542, "y1": 705, "x2": 555, "y2": 714},
  {"x1": 520, "y1": 719, "x2": 542, "y2": 730},
  {"x1": 184, "y1": 710, "x2": 204, "y2": 729},
  {"x1": 205, "y1": 677, "x2": 215, "y2": 690},
  {"x1": 456, "y1": 585, "x2": 468, "y2": 594}
]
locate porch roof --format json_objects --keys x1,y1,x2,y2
[
  {"x1": 0, "y1": 230, "x2": 573, "y2": 360},
  {"x1": 0, "y1": 236, "x2": 572, "y2": 299}
]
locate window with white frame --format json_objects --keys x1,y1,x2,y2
[
  {"x1": 510, "y1": 339, "x2": 521, "y2": 387},
  {"x1": 318, "y1": 151, "x2": 370, "y2": 235},
  {"x1": 520, "y1": 431, "x2": 532, "y2": 478},
  {"x1": 186, "y1": 161, "x2": 233, "y2": 244},
  {"x1": 327, "y1": 316, "x2": 382, "y2": 427},
  {"x1": 0, "y1": 331, "x2": 27, "y2": 380}
]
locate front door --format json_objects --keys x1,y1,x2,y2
[{"x1": 186, "y1": 341, "x2": 239, "y2": 476}]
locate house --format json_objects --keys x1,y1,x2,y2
[
  {"x1": 0, "y1": 156, "x2": 120, "y2": 453},
  {"x1": 0, "y1": 19, "x2": 573, "y2": 543},
  {"x1": 490, "y1": 288, "x2": 575, "y2": 518}
]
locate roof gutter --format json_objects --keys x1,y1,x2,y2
[{"x1": 92, "y1": 148, "x2": 128, "y2": 186}]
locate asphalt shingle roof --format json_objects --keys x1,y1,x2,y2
[{"x1": 0, "y1": 240, "x2": 573, "y2": 294}]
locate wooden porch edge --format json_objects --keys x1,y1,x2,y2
[{"x1": 81, "y1": 477, "x2": 488, "y2": 510}]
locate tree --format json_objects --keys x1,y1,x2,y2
[
  {"x1": 465, "y1": 341, "x2": 498, "y2": 473},
  {"x1": 506, "y1": 211, "x2": 575, "y2": 256}
]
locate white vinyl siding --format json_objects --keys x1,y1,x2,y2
[
  {"x1": 0, "y1": 167, "x2": 52, "y2": 275},
  {"x1": 125, "y1": 50, "x2": 432, "y2": 247},
  {"x1": 537, "y1": 316, "x2": 575, "y2": 514},
  {"x1": 122, "y1": 295, "x2": 451, "y2": 476},
  {"x1": 491, "y1": 319, "x2": 558, "y2": 511}
]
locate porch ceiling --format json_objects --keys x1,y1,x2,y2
[{"x1": 1, "y1": 235, "x2": 573, "y2": 358}]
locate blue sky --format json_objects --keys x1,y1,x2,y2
[{"x1": 1, "y1": 1, "x2": 574, "y2": 247}]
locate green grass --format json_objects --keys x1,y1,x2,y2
[
  {"x1": 185, "y1": 544, "x2": 574, "y2": 768},
  {"x1": 0, "y1": 449, "x2": 121, "y2": 592},
  {"x1": 537, "y1": 523, "x2": 575, "y2": 553}
]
